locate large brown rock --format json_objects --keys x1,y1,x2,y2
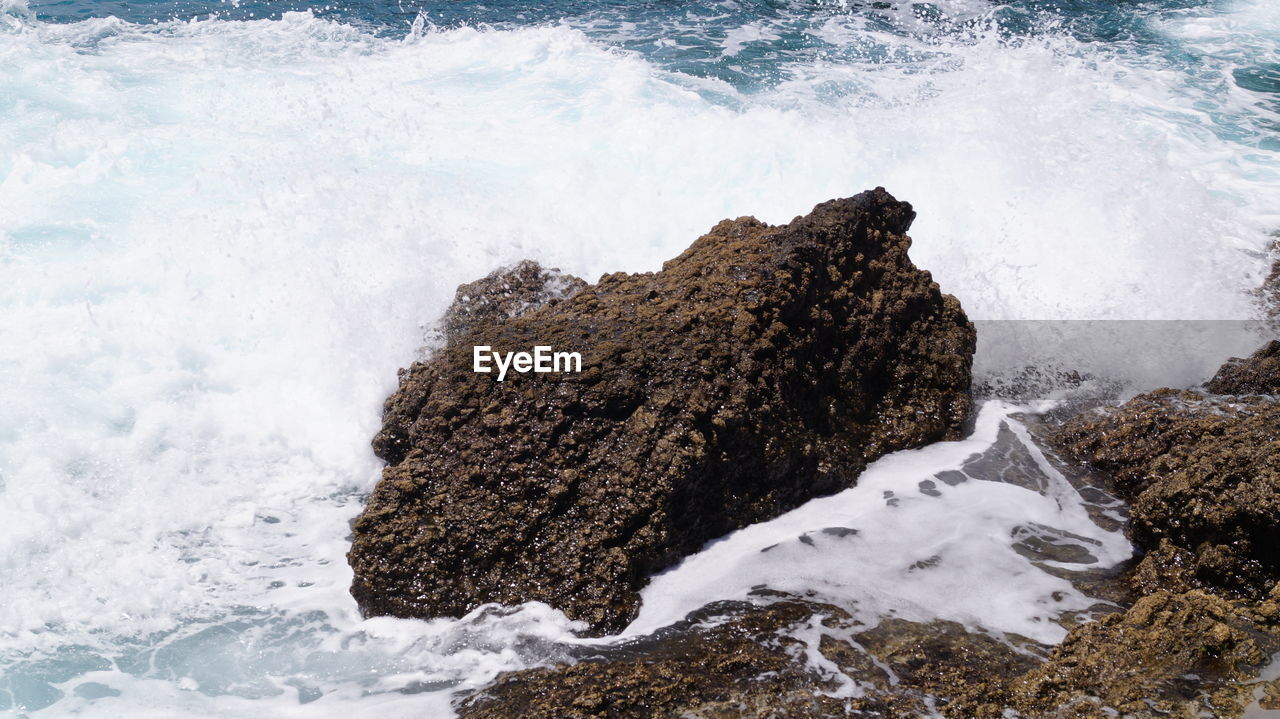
[{"x1": 348, "y1": 188, "x2": 975, "y2": 633}]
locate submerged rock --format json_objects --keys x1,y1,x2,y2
[
  {"x1": 348, "y1": 188, "x2": 975, "y2": 633},
  {"x1": 457, "y1": 600, "x2": 1041, "y2": 719},
  {"x1": 455, "y1": 582, "x2": 1280, "y2": 719},
  {"x1": 457, "y1": 601, "x2": 853, "y2": 719}
]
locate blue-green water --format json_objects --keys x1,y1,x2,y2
[
  {"x1": 20, "y1": 0, "x2": 1280, "y2": 116},
  {"x1": 1, "y1": 0, "x2": 1278, "y2": 715}
]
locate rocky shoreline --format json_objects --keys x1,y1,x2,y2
[
  {"x1": 351, "y1": 191, "x2": 1280, "y2": 718},
  {"x1": 454, "y1": 343, "x2": 1280, "y2": 719}
]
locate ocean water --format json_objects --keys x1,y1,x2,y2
[{"x1": 1, "y1": 0, "x2": 1277, "y2": 715}]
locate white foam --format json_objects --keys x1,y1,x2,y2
[
  {"x1": 720, "y1": 21, "x2": 781, "y2": 57},
  {"x1": 22, "y1": 603, "x2": 584, "y2": 717},
  {"x1": 626, "y1": 403, "x2": 1131, "y2": 645}
]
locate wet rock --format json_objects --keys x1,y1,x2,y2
[
  {"x1": 1028, "y1": 344, "x2": 1280, "y2": 718},
  {"x1": 1205, "y1": 340, "x2": 1280, "y2": 395},
  {"x1": 849, "y1": 617, "x2": 1045, "y2": 716},
  {"x1": 348, "y1": 188, "x2": 976, "y2": 633},
  {"x1": 457, "y1": 600, "x2": 1042, "y2": 719},
  {"x1": 1260, "y1": 236, "x2": 1279, "y2": 329},
  {"x1": 438, "y1": 260, "x2": 587, "y2": 341},
  {"x1": 1055, "y1": 388, "x2": 1280, "y2": 600},
  {"x1": 972, "y1": 366, "x2": 1113, "y2": 403},
  {"x1": 1007, "y1": 588, "x2": 1280, "y2": 719},
  {"x1": 456, "y1": 601, "x2": 853, "y2": 719},
  {"x1": 457, "y1": 593, "x2": 1280, "y2": 719}
]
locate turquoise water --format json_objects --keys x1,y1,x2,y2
[
  {"x1": 1, "y1": 0, "x2": 1278, "y2": 715},
  {"x1": 20, "y1": 0, "x2": 1280, "y2": 118}
]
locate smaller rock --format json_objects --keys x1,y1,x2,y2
[
  {"x1": 1009, "y1": 589, "x2": 1280, "y2": 718},
  {"x1": 1056, "y1": 389, "x2": 1280, "y2": 600},
  {"x1": 972, "y1": 366, "x2": 1111, "y2": 403},
  {"x1": 850, "y1": 617, "x2": 1044, "y2": 717},
  {"x1": 1205, "y1": 340, "x2": 1280, "y2": 395}
]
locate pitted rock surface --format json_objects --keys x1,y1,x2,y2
[
  {"x1": 348, "y1": 188, "x2": 975, "y2": 633},
  {"x1": 1056, "y1": 386, "x2": 1280, "y2": 600},
  {"x1": 1205, "y1": 340, "x2": 1280, "y2": 395}
]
